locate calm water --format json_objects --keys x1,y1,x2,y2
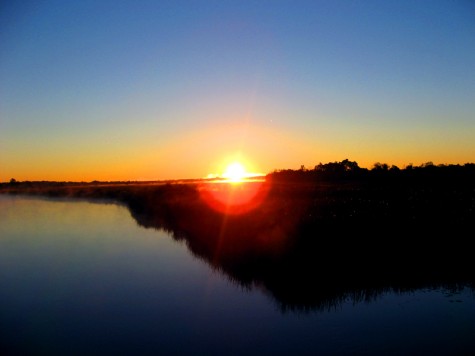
[{"x1": 1, "y1": 195, "x2": 474, "y2": 355}]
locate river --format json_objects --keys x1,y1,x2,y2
[{"x1": 1, "y1": 195, "x2": 474, "y2": 355}]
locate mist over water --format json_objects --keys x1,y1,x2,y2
[{"x1": 1, "y1": 194, "x2": 474, "y2": 355}]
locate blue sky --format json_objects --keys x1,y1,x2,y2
[{"x1": 1, "y1": 1, "x2": 475, "y2": 181}]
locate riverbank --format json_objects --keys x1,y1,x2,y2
[{"x1": 2, "y1": 166, "x2": 475, "y2": 310}]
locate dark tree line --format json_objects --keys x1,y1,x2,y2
[{"x1": 268, "y1": 159, "x2": 475, "y2": 182}]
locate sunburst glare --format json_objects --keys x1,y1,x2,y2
[{"x1": 222, "y1": 162, "x2": 246, "y2": 182}]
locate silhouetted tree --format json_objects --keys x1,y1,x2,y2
[
  {"x1": 314, "y1": 159, "x2": 360, "y2": 174},
  {"x1": 372, "y1": 162, "x2": 389, "y2": 171}
]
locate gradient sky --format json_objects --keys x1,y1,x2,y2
[{"x1": 1, "y1": 1, "x2": 475, "y2": 181}]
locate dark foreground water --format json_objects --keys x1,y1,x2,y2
[{"x1": 1, "y1": 195, "x2": 474, "y2": 355}]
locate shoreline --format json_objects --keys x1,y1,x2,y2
[{"x1": 2, "y1": 165, "x2": 475, "y2": 310}]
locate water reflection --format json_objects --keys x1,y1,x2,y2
[
  {"x1": 1, "y1": 194, "x2": 475, "y2": 354},
  {"x1": 125, "y1": 181, "x2": 475, "y2": 312}
]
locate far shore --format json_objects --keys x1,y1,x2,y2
[{"x1": 2, "y1": 160, "x2": 475, "y2": 310}]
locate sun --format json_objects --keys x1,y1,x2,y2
[
  {"x1": 223, "y1": 162, "x2": 246, "y2": 182},
  {"x1": 204, "y1": 156, "x2": 266, "y2": 183}
]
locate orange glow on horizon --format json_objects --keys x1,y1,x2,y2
[
  {"x1": 205, "y1": 154, "x2": 266, "y2": 183},
  {"x1": 199, "y1": 156, "x2": 268, "y2": 214}
]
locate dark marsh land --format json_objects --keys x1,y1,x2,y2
[{"x1": 2, "y1": 160, "x2": 475, "y2": 311}]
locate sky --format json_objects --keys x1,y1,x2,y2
[{"x1": 1, "y1": 0, "x2": 475, "y2": 181}]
